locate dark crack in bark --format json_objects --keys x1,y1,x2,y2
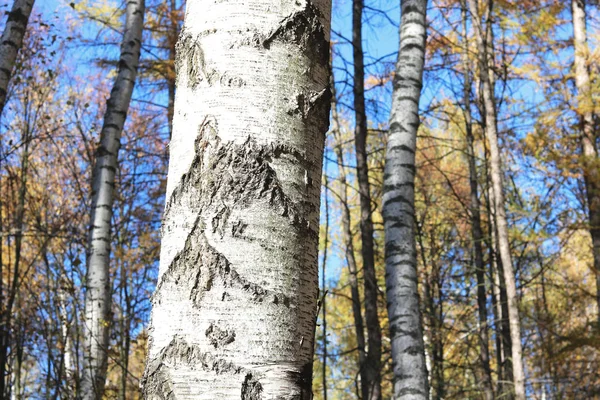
[
  {"x1": 262, "y1": 3, "x2": 329, "y2": 67},
  {"x1": 241, "y1": 373, "x2": 263, "y2": 400},
  {"x1": 143, "y1": 335, "x2": 251, "y2": 398},
  {"x1": 205, "y1": 323, "x2": 236, "y2": 349},
  {"x1": 176, "y1": 31, "x2": 218, "y2": 88}
]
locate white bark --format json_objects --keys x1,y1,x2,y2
[
  {"x1": 383, "y1": 0, "x2": 429, "y2": 399},
  {"x1": 0, "y1": 0, "x2": 35, "y2": 118},
  {"x1": 81, "y1": 1, "x2": 144, "y2": 399},
  {"x1": 466, "y1": 0, "x2": 526, "y2": 398},
  {"x1": 142, "y1": 0, "x2": 331, "y2": 398},
  {"x1": 58, "y1": 282, "x2": 75, "y2": 398},
  {"x1": 571, "y1": 0, "x2": 600, "y2": 325}
]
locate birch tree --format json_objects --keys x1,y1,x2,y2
[
  {"x1": 467, "y1": 0, "x2": 526, "y2": 398},
  {"x1": 0, "y1": 0, "x2": 35, "y2": 119},
  {"x1": 383, "y1": 0, "x2": 429, "y2": 398},
  {"x1": 141, "y1": 0, "x2": 331, "y2": 397},
  {"x1": 571, "y1": 0, "x2": 600, "y2": 326},
  {"x1": 81, "y1": 1, "x2": 145, "y2": 398}
]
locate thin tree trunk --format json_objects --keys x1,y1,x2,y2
[
  {"x1": 167, "y1": 0, "x2": 178, "y2": 139},
  {"x1": 352, "y1": 0, "x2": 382, "y2": 397},
  {"x1": 321, "y1": 173, "x2": 329, "y2": 400},
  {"x1": 383, "y1": 0, "x2": 429, "y2": 398},
  {"x1": 0, "y1": 125, "x2": 30, "y2": 398},
  {"x1": 142, "y1": 0, "x2": 331, "y2": 397},
  {"x1": 0, "y1": 0, "x2": 35, "y2": 119},
  {"x1": 331, "y1": 78, "x2": 368, "y2": 395},
  {"x1": 460, "y1": 2, "x2": 494, "y2": 398},
  {"x1": 467, "y1": 1, "x2": 526, "y2": 397},
  {"x1": 482, "y1": 90, "x2": 511, "y2": 400},
  {"x1": 571, "y1": 0, "x2": 600, "y2": 326},
  {"x1": 415, "y1": 218, "x2": 443, "y2": 400},
  {"x1": 118, "y1": 260, "x2": 131, "y2": 400},
  {"x1": 58, "y1": 281, "x2": 75, "y2": 399},
  {"x1": 492, "y1": 218, "x2": 513, "y2": 398},
  {"x1": 81, "y1": 1, "x2": 144, "y2": 398}
]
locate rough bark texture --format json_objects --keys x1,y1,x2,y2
[
  {"x1": 0, "y1": 0, "x2": 35, "y2": 119},
  {"x1": 383, "y1": 1, "x2": 429, "y2": 399},
  {"x1": 331, "y1": 80, "x2": 368, "y2": 396},
  {"x1": 351, "y1": 0, "x2": 383, "y2": 398},
  {"x1": 571, "y1": 0, "x2": 600, "y2": 326},
  {"x1": 142, "y1": 0, "x2": 331, "y2": 398},
  {"x1": 81, "y1": 1, "x2": 145, "y2": 398},
  {"x1": 467, "y1": 0, "x2": 526, "y2": 398},
  {"x1": 460, "y1": 3, "x2": 494, "y2": 398}
]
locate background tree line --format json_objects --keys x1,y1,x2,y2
[{"x1": 0, "y1": 0, "x2": 598, "y2": 398}]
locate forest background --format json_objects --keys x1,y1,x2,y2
[{"x1": 1, "y1": 0, "x2": 599, "y2": 398}]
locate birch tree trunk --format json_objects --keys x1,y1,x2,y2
[
  {"x1": 487, "y1": 184, "x2": 513, "y2": 398},
  {"x1": 141, "y1": 0, "x2": 331, "y2": 397},
  {"x1": 81, "y1": 1, "x2": 144, "y2": 398},
  {"x1": 58, "y1": 281, "x2": 76, "y2": 398},
  {"x1": 467, "y1": 0, "x2": 526, "y2": 398},
  {"x1": 321, "y1": 173, "x2": 329, "y2": 400},
  {"x1": 571, "y1": 0, "x2": 600, "y2": 326},
  {"x1": 0, "y1": 0, "x2": 35, "y2": 119},
  {"x1": 383, "y1": 0, "x2": 429, "y2": 398},
  {"x1": 460, "y1": 3, "x2": 494, "y2": 398},
  {"x1": 352, "y1": 0, "x2": 382, "y2": 397}
]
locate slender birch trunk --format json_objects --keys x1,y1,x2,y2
[
  {"x1": 0, "y1": 0, "x2": 35, "y2": 119},
  {"x1": 331, "y1": 79, "x2": 368, "y2": 395},
  {"x1": 321, "y1": 173, "x2": 329, "y2": 400},
  {"x1": 351, "y1": 0, "x2": 382, "y2": 397},
  {"x1": 490, "y1": 188, "x2": 513, "y2": 398},
  {"x1": 467, "y1": 0, "x2": 526, "y2": 398},
  {"x1": 58, "y1": 280, "x2": 75, "y2": 398},
  {"x1": 81, "y1": 1, "x2": 144, "y2": 398},
  {"x1": 141, "y1": 0, "x2": 331, "y2": 397},
  {"x1": 383, "y1": 0, "x2": 429, "y2": 398},
  {"x1": 460, "y1": 3, "x2": 494, "y2": 398},
  {"x1": 571, "y1": 0, "x2": 600, "y2": 325}
]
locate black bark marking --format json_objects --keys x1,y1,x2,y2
[
  {"x1": 205, "y1": 323, "x2": 236, "y2": 348},
  {"x1": 155, "y1": 218, "x2": 292, "y2": 308},
  {"x1": 231, "y1": 220, "x2": 247, "y2": 237},
  {"x1": 6, "y1": 8, "x2": 28, "y2": 25},
  {"x1": 142, "y1": 335, "x2": 250, "y2": 398},
  {"x1": 262, "y1": 3, "x2": 329, "y2": 66},
  {"x1": 241, "y1": 373, "x2": 263, "y2": 400},
  {"x1": 212, "y1": 205, "x2": 231, "y2": 238},
  {"x1": 176, "y1": 31, "x2": 217, "y2": 88}
]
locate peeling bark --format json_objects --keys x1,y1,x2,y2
[
  {"x1": 0, "y1": 0, "x2": 35, "y2": 119},
  {"x1": 142, "y1": 0, "x2": 331, "y2": 398},
  {"x1": 383, "y1": 1, "x2": 430, "y2": 399},
  {"x1": 81, "y1": 1, "x2": 145, "y2": 398}
]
